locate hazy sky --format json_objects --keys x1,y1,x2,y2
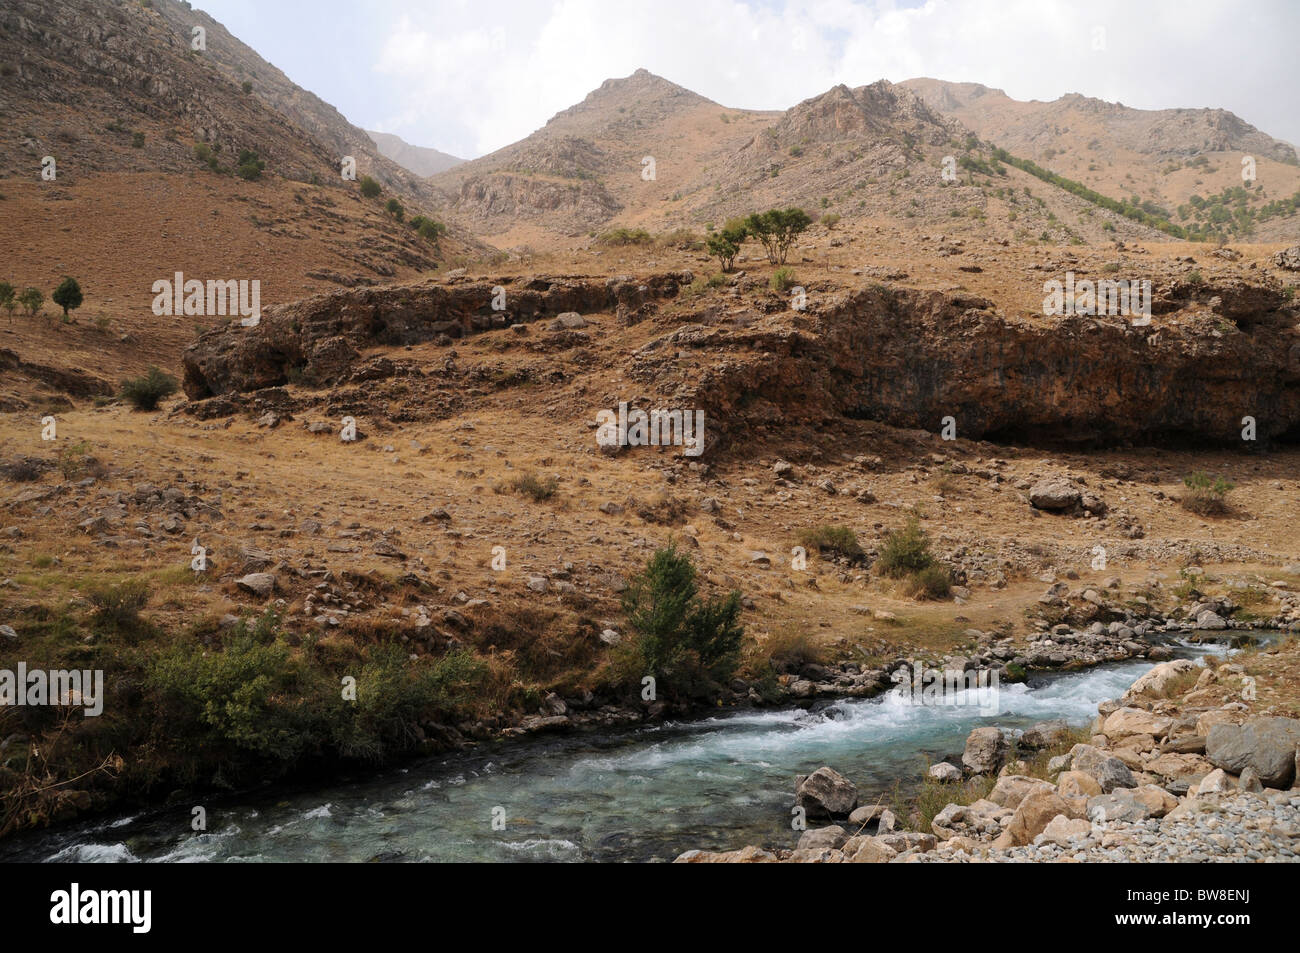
[{"x1": 193, "y1": 0, "x2": 1299, "y2": 160}]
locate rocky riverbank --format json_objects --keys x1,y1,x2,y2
[{"x1": 676, "y1": 639, "x2": 1300, "y2": 863}]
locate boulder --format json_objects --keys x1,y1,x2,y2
[
  {"x1": 962, "y1": 726, "x2": 1007, "y2": 774},
  {"x1": 1102, "y1": 707, "x2": 1173, "y2": 741},
  {"x1": 1021, "y1": 720, "x2": 1072, "y2": 749},
  {"x1": 674, "y1": 845, "x2": 779, "y2": 863},
  {"x1": 235, "y1": 572, "x2": 276, "y2": 598},
  {"x1": 1037, "y1": 814, "x2": 1092, "y2": 848},
  {"x1": 795, "y1": 766, "x2": 858, "y2": 818},
  {"x1": 1087, "y1": 785, "x2": 1176, "y2": 823},
  {"x1": 1121, "y1": 659, "x2": 1197, "y2": 703},
  {"x1": 988, "y1": 774, "x2": 1055, "y2": 809},
  {"x1": 1028, "y1": 476, "x2": 1080, "y2": 511},
  {"x1": 928, "y1": 761, "x2": 962, "y2": 783},
  {"x1": 1069, "y1": 743, "x2": 1136, "y2": 792},
  {"x1": 997, "y1": 789, "x2": 1081, "y2": 847},
  {"x1": 1057, "y1": 770, "x2": 1103, "y2": 799},
  {"x1": 1206, "y1": 717, "x2": 1300, "y2": 788},
  {"x1": 796, "y1": 825, "x2": 848, "y2": 852},
  {"x1": 847, "y1": 837, "x2": 898, "y2": 864}
]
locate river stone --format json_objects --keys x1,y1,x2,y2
[
  {"x1": 1057, "y1": 770, "x2": 1103, "y2": 799},
  {"x1": 236, "y1": 572, "x2": 276, "y2": 598},
  {"x1": 997, "y1": 789, "x2": 1079, "y2": 847},
  {"x1": 1021, "y1": 719, "x2": 1071, "y2": 749},
  {"x1": 928, "y1": 761, "x2": 962, "y2": 783},
  {"x1": 1037, "y1": 814, "x2": 1091, "y2": 848},
  {"x1": 848, "y1": 803, "x2": 885, "y2": 825},
  {"x1": 989, "y1": 774, "x2": 1054, "y2": 809},
  {"x1": 674, "y1": 845, "x2": 779, "y2": 863},
  {"x1": 1121, "y1": 659, "x2": 1197, "y2": 703},
  {"x1": 1069, "y1": 743, "x2": 1136, "y2": 792},
  {"x1": 962, "y1": 726, "x2": 1007, "y2": 774},
  {"x1": 797, "y1": 825, "x2": 848, "y2": 851},
  {"x1": 1206, "y1": 716, "x2": 1300, "y2": 788},
  {"x1": 847, "y1": 837, "x2": 898, "y2": 863},
  {"x1": 795, "y1": 766, "x2": 858, "y2": 818},
  {"x1": 1088, "y1": 785, "x2": 1177, "y2": 823},
  {"x1": 1196, "y1": 768, "x2": 1237, "y2": 795},
  {"x1": 1102, "y1": 707, "x2": 1173, "y2": 740}
]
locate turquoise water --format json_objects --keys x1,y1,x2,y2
[{"x1": 0, "y1": 637, "x2": 1259, "y2": 863}]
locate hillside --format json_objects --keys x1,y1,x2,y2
[
  {"x1": 903, "y1": 78, "x2": 1300, "y2": 242},
  {"x1": 367, "y1": 130, "x2": 464, "y2": 177},
  {"x1": 0, "y1": 0, "x2": 490, "y2": 411}
]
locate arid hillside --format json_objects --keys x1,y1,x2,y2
[{"x1": 903, "y1": 78, "x2": 1300, "y2": 243}]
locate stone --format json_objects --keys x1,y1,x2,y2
[
  {"x1": 1196, "y1": 768, "x2": 1237, "y2": 796},
  {"x1": 0, "y1": 624, "x2": 16, "y2": 641},
  {"x1": 847, "y1": 837, "x2": 898, "y2": 864},
  {"x1": 847, "y1": 804, "x2": 885, "y2": 826},
  {"x1": 1069, "y1": 743, "x2": 1137, "y2": 792},
  {"x1": 1195, "y1": 609, "x2": 1228, "y2": 630},
  {"x1": 1057, "y1": 770, "x2": 1103, "y2": 799},
  {"x1": 235, "y1": 573, "x2": 275, "y2": 598},
  {"x1": 547, "y1": 312, "x2": 587, "y2": 330},
  {"x1": 928, "y1": 761, "x2": 962, "y2": 783},
  {"x1": 1021, "y1": 720, "x2": 1071, "y2": 749},
  {"x1": 1206, "y1": 716, "x2": 1300, "y2": 788},
  {"x1": 1028, "y1": 476, "x2": 1080, "y2": 511},
  {"x1": 797, "y1": 825, "x2": 848, "y2": 851},
  {"x1": 795, "y1": 766, "x2": 858, "y2": 819},
  {"x1": 988, "y1": 774, "x2": 1055, "y2": 809},
  {"x1": 1121, "y1": 659, "x2": 1197, "y2": 703},
  {"x1": 1038, "y1": 814, "x2": 1091, "y2": 848},
  {"x1": 1103, "y1": 707, "x2": 1173, "y2": 740},
  {"x1": 674, "y1": 845, "x2": 779, "y2": 863},
  {"x1": 999, "y1": 789, "x2": 1080, "y2": 847},
  {"x1": 962, "y1": 726, "x2": 1007, "y2": 774}
]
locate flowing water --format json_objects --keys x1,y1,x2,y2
[{"x1": 0, "y1": 635, "x2": 1272, "y2": 863}]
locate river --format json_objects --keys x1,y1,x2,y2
[{"x1": 0, "y1": 635, "x2": 1265, "y2": 863}]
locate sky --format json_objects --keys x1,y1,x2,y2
[{"x1": 192, "y1": 0, "x2": 1300, "y2": 160}]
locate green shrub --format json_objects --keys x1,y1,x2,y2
[
  {"x1": 595, "y1": 227, "x2": 653, "y2": 246},
  {"x1": 705, "y1": 220, "x2": 747, "y2": 271},
  {"x1": 416, "y1": 218, "x2": 445, "y2": 242},
  {"x1": 620, "y1": 543, "x2": 745, "y2": 699},
  {"x1": 877, "y1": 516, "x2": 936, "y2": 577},
  {"x1": 797, "y1": 525, "x2": 865, "y2": 563},
  {"x1": 18, "y1": 286, "x2": 42, "y2": 317},
  {"x1": 58, "y1": 440, "x2": 105, "y2": 480},
  {"x1": 821, "y1": 212, "x2": 841, "y2": 229},
  {"x1": 359, "y1": 175, "x2": 382, "y2": 198},
  {"x1": 0, "y1": 281, "x2": 15, "y2": 323},
  {"x1": 770, "y1": 267, "x2": 798, "y2": 292},
  {"x1": 743, "y1": 207, "x2": 812, "y2": 264},
  {"x1": 1180, "y1": 471, "x2": 1234, "y2": 515},
  {"x1": 52, "y1": 276, "x2": 83, "y2": 316},
  {"x1": 131, "y1": 131, "x2": 145, "y2": 148},
  {"x1": 120, "y1": 366, "x2": 179, "y2": 411},
  {"x1": 385, "y1": 198, "x2": 404, "y2": 222}
]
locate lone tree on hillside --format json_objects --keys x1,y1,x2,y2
[
  {"x1": 0, "y1": 282, "x2": 15, "y2": 324},
  {"x1": 359, "y1": 175, "x2": 382, "y2": 198},
  {"x1": 18, "y1": 287, "x2": 43, "y2": 318},
  {"x1": 53, "y1": 277, "x2": 83, "y2": 317},
  {"x1": 385, "y1": 198, "x2": 404, "y2": 222},
  {"x1": 706, "y1": 219, "x2": 748, "y2": 272},
  {"x1": 743, "y1": 207, "x2": 812, "y2": 265}
]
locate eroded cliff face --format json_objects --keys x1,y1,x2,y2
[
  {"x1": 675, "y1": 281, "x2": 1300, "y2": 448},
  {"x1": 180, "y1": 273, "x2": 691, "y2": 398},
  {"x1": 181, "y1": 273, "x2": 1300, "y2": 449}
]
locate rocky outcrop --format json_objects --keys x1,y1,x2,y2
[{"x1": 180, "y1": 272, "x2": 691, "y2": 398}]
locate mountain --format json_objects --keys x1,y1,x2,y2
[
  {"x1": 367, "y1": 131, "x2": 463, "y2": 177},
  {"x1": 0, "y1": 0, "x2": 487, "y2": 408},
  {"x1": 903, "y1": 78, "x2": 1300, "y2": 241},
  {"x1": 427, "y1": 72, "x2": 1179, "y2": 247}
]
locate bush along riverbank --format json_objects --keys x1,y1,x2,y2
[
  {"x1": 677, "y1": 636, "x2": 1300, "y2": 862},
  {"x1": 4, "y1": 541, "x2": 1297, "y2": 840}
]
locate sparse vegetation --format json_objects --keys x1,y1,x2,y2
[
  {"x1": 595, "y1": 227, "x2": 653, "y2": 246},
  {"x1": 359, "y1": 175, "x2": 382, "y2": 198},
  {"x1": 120, "y1": 366, "x2": 179, "y2": 411},
  {"x1": 511, "y1": 472, "x2": 559, "y2": 502},
  {"x1": 1180, "y1": 471, "x2": 1234, "y2": 515},
  {"x1": 797, "y1": 526, "x2": 865, "y2": 563},
  {"x1": 385, "y1": 198, "x2": 405, "y2": 222},
  {"x1": 744, "y1": 207, "x2": 812, "y2": 265},
  {"x1": 770, "y1": 267, "x2": 798, "y2": 292},
  {"x1": 18, "y1": 286, "x2": 43, "y2": 317},
  {"x1": 616, "y1": 544, "x2": 745, "y2": 700}
]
